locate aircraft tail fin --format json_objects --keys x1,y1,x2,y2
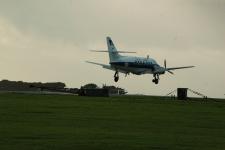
[
  {"x1": 90, "y1": 37, "x2": 135, "y2": 63},
  {"x1": 106, "y1": 37, "x2": 121, "y2": 62}
]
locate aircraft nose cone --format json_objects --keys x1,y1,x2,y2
[
  {"x1": 153, "y1": 67, "x2": 165, "y2": 74},
  {"x1": 159, "y1": 67, "x2": 166, "y2": 74}
]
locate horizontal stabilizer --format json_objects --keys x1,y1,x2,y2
[{"x1": 90, "y1": 50, "x2": 136, "y2": 53}]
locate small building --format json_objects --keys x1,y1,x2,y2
[
  {"x1": 78, "y1": 88, "x2": 110, "y2": 97},
  {"x1": 177, "y1": 88, "x2": 188, "y2": 100},
  {"x1": 167, "y1": 88, "x2": 207, "y2": 100},
  {"x1": 78, "y1": 84, "x2": 127, "y2": 97}
]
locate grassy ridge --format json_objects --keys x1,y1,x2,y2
[{"x1": 0, "y1": 93, "x2": 225, "y2": 150}]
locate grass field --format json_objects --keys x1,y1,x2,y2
[{"x1": 0, "y1": 93, "x2": 225, "y2": 150}]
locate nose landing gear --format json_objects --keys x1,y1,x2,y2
[
  {"x1": 114, "y1": 71, "x2": 119, "y2": 82},
  {"x1": 152, "y1": 74, "x2": 159, "y2": 84}
]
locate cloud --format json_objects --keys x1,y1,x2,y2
[
  {"x1": 1, "y1": 0, "x2": 225, "y2": 50},
  {"x1": 0, "y1": 0, "x2": 224, "y2": 98},
  {"x1": 0, "y1": 17, "x2": 87, "y2": 83}
]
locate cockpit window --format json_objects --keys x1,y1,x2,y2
[{"x1": 150, "y1": 59, "x2": 157, "y2": 64}]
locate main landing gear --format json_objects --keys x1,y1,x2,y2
[
  {"x1": 114, "y1": 71, "x2": 119, "y2": 82},
  {"x1": 152, "y1": 74, "x2": 159, "y2": 84}
]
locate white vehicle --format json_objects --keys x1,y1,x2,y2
[{"x1": 87, "y1": 37, "x2": 194, "y2": 84}]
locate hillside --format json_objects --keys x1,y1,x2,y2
[{"x1": 0, "y1": 93, "x2": 225, "y2": 150}]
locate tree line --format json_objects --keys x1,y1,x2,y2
[
  {"x1": 0, "y1": 80, "x2": 127, "y2": 95},
  {"x1": 0, "y1": 80, "x2": 66, "y2": 91}
]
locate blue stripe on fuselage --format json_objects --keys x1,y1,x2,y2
[{"x1": 110, "y1": 62, "x2": 157, "y2": 70}]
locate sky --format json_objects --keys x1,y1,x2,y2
[{"x1": 0, "y1": 0, "x2": 225, "y2": 98}]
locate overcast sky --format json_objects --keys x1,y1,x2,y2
[{"x1": 0, "y1": 0, "x2": 225, "y2": 98}]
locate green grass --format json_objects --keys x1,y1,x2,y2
[{"x1": 0, "y1": 93, "x2": 225, "y2": 150}]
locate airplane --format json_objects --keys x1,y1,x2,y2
[{"x1": 86, "y1": 37, "x2": 194, "y2": 84}]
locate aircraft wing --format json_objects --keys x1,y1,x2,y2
[
  {"x1": 166, "y1": 66, "x2": 195, "y2": 71},
  {"x1": 86, "y1": 61, "x2": 115, "y2": 71}
]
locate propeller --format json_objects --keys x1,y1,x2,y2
[
  {"x1": 164, "y1": 59, "x2": 166, "y2": 69},
  {"x1": 164, "y1": 59, "x2": 174, "y2": 75}
]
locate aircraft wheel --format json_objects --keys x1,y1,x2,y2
[
  {"x1": 152, "y1": 79, "x2": 159, "y2": 84},
  {"x1": 114, "y1": 71, "x2": 119, "y2": 82},
  {"x1": 114, "y1": 76, "x2": 119, "y2": 82}
]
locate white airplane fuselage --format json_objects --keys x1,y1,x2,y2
[{"x1": 110, "y1": 55, "x2": 164, "y2": 75}]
